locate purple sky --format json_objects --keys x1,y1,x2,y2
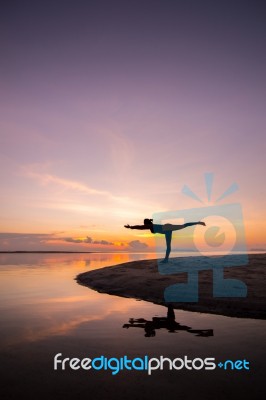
[{"x1": 0, "y1": 0, "x2": 265, "y2": 251}]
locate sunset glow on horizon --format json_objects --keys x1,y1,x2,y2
[{"x1": 1, "y1": 1, "x2": 265, "y2": 252}]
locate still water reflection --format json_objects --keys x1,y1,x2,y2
[
  {"x1": 0, "y1": 252, "x2": 157, "y2": 347},
  {"x1": 123, "y1": 305, "x2": 214, "y2": 337},
  {"x1": 0, "y1": 253, "x2": 265, "y2": 400}
]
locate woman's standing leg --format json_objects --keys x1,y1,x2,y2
[{"x1": 162, "y1": 231, "x2": 172, "y2": 262}]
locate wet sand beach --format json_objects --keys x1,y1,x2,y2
[{"x1": 77, "y1": 253, "x2": 266, "y2": 320}]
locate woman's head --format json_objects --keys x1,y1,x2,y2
[{"x1": 144, "y1": 218, "x2": 153, "y2": 225}]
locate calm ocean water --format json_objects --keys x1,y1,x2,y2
[{"x1": 0, "y1": 252, "x2": 265, "y2": 400}]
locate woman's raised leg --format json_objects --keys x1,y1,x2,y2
[{"x1": 163, "y1": 222, "x2": 205, "y2": 232}]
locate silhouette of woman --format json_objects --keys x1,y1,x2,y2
[
  {"x1": 123, "y1": 305, "x2": 213, "y2": 337},
  {"x1": 124, "y1": 218, "x2": 206, "y2": 263}
]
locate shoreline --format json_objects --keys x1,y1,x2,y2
[
  {"x1": 77, "y1": 253, "x2": 266, "y2": 320},
  {"x1": 0, "y1": 251, "x2": 94, "y2": 254}
]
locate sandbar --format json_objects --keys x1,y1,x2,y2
[{"x1": 76, "y1": 253, "x2": 266, "y2": 319}]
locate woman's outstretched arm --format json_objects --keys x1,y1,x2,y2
[{"x1": 124, "y1": 224, "x2": 149, "y2": 230}]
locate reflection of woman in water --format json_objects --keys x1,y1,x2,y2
[
  {"x1": 123, "y1": 305, "x2": 213, "y2": 338},
  {"x1": 124, "y1": 218, "x2": 206, "y2": 263}
]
